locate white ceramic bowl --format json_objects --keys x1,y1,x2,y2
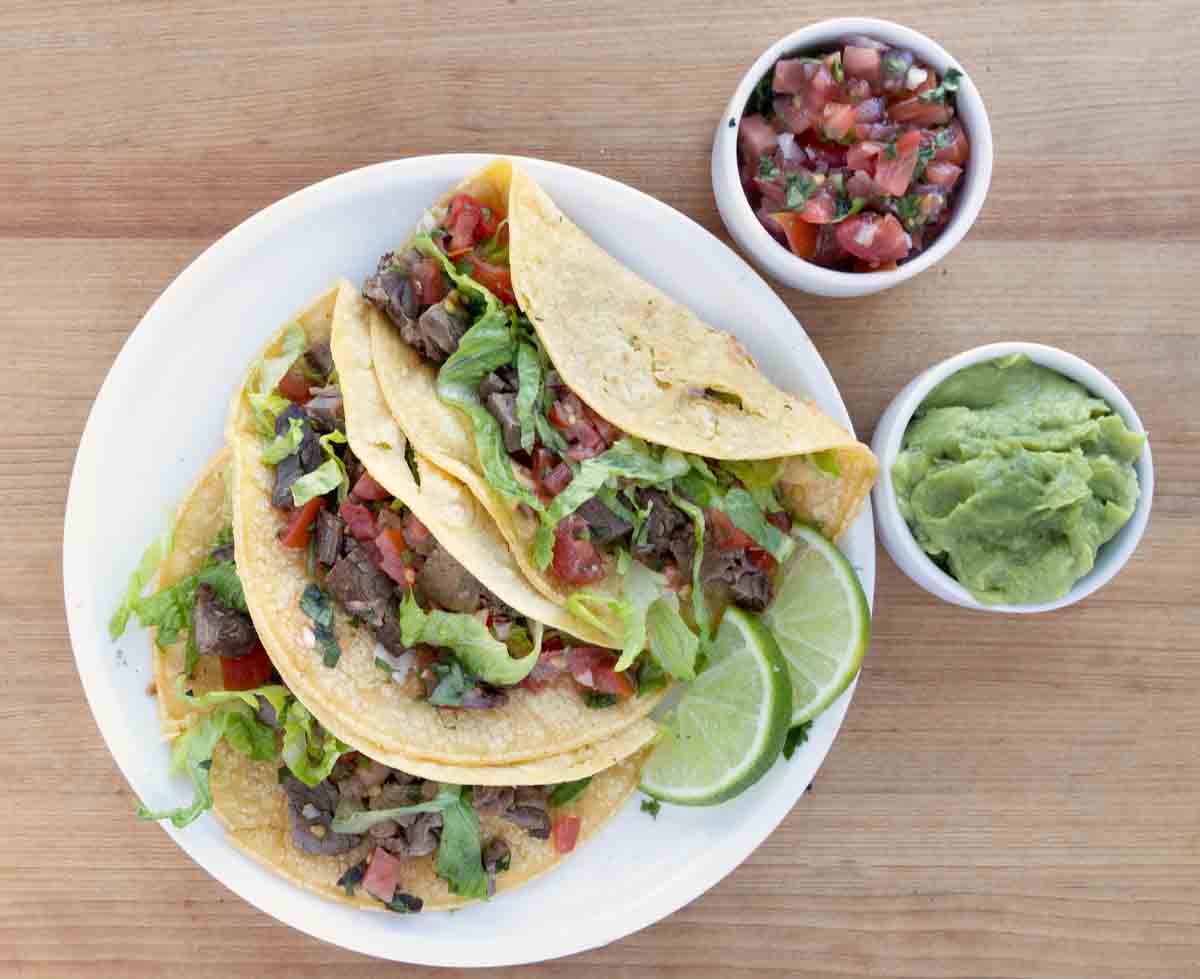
[
  {"x1": 870, "y1": 342, "x2": 1154, "y2": 613},
  {"x1": 712, "y1": 17, "x2": 994, "y2": 298}
]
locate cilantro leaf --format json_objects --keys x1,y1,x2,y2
[
  {"x1": 427, "y1": 658, "x2": 477, "y2": 707},
  {"x1": 758, "y1": 155, "x2": 779, "y2": 180},
  {"x1": 299, "y1": 584, "x2": 340, "y2": 667},
  {"x1": 640, "y1": 797, "x2": 662, "y2": 819},
  {"x1": 109, "y1": 517, "x2": 175, "y2": 640},
  {"x1": 785, "y1": 174, "x2": 816, "y2": 211},
  {"x1": 337, "y1": 860, "x2": 367, "y2": 896},
  {"x1": 918, "y1": 67, "x2": 963, "y2": 104},
  {"x1": 782, "y1": 721, "x2": 812, "y2": 761},
  {"x1": 547, "y1": 777, "x2": 592, "y2": 807}
]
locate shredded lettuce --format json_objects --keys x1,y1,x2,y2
[
  {"x1": 136, "y1": 701, "x2": 276, "y2": 828},
  {"x1": 131, "y1": 558, "x2": 245, "y2": 654},
  {"x1": 280, "y1": 699, "x2": 348, "y2": 786},
  {"x1": 719, "y1": 458, "x2": 787, "y2": 509},
  {"x1": 398, "y1": 592, "x2": 540, "y2": 686},
  {"x1": 667, "y1": 489, "x2": 711, "y2": 639},
  {"x1": 290, "y1": 431, "x2": 349, "y2": 507},
  {"x1": 109, "y1": 516, "x2": 175, "y2": 640},
  {"x1": 515, "y1": 341, "x2": 541, "y2": 453},
  {"x1": 174, "y1": 675, "x2": 289, "y2": 717},
  {"x1": 331, "y1": 783, "x2": 487, "y2": 899},
  {"x1": 718, "y1": 488, "x2": 796, "y2": 564},
  {"x1": 645, "y1": 592, "x2": 699, "y2": 681},
  {"x1": 261, "y1": 416, "x2": 305, "y2": 464},
  {"x1": 248, "y1": 322, "x2": 306, "y2": 436},
  {"x1": 547, "y1": 777, "x2": 591, "y2": 807}
]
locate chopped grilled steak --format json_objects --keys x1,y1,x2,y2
[
  {"x1": 479, "y1": 366, "x2": 519, "y2": 400},
  {"x1": 283, "y1": 775, "x2": 362, "y2": 856},
  {"x1": 379, "y1": 810, "x2": 443, "y2": 858},
  {"x1": 192, "y1": 584, "x2": 256, "y2": 658},
  {"x1": 482, "y1": 836, "x2": 511, "y2": 874},
  {"x1": 484, "y1": 391, "x2": 523, "y2": 453},
  {"x1": 314, "y1": 510, "x2": 344, "y2": 568},
  {"x1": 403, "y1": 301, "x2": 469, "y2": 364},
  {"x1": 304, "y1": 340, "x2": 334, "y2": 377},
  {"x1": 325, "y1": 544, "x2": 395, "y2": 629},
  {"x1": 503, "y1": 786, "x2": 551, "y2": 839},
  {"x1": 374, "y1": 607, "x2": 408, "y2": 657},
  {"x1": 576, "y1": 496, "x2": 633, "y2": 545},
  {"x1": 417, "y1": 546, "x2": 484, "y2": 613},
  {"x1": 632, "y1": 489, "x2": 695, "y2": 577},
  {"x1": 472, "y1": 786, "x2": 515, "y2": 814},
  {"x1": 700, "y1": 547, "x2": 774, "y2": 612},
  {"x1": 303, "y1": 384, "x2": 343, "y2": 432},
  {"x1": 270, "y1": 405, "x2": 322, "y2": 508},
  {"x1": 362, "y1": 252, "x2": 419, "y2": 328}
]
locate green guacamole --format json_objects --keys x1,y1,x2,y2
[{"x1": 892, "y1": 355, "x2": 1145, "y2": 605}]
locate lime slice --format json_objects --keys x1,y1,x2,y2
[
  {"x1": 761, "y1": 524, "x2": 870, "y2": 727},
  {"x1": 640, "y1": 608, "x2": 792, "y2": 805}
]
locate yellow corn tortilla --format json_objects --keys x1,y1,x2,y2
[
  {"x1": 152, "y1": 450, "x2": 645, "y2": 911},
  {"x1": 364, "y1": 160, "x2": 876, "y2": 612},
  {"x1": 228, "y1": 287, "x2": 660, "y2": 769}
]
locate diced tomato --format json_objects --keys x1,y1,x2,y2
[
  {"x1": 889, "y1": 96, "x2": 954, "y2": 126},
  {"x1": 467, "y1": 255, "x2": 516, "y2": 305},
  {"x1": 873, "y1": 129, "x2": 923, "y2": 196},
  {"x1": 820, "y1": 102, "x2": 857, "y2": 141},
  {"x1": 548, "y1": 392, "x2": 596, "y2": 441},
  {"x1": 739, "y1": 113, "x2": 779, "y2": 161},
  {"x1": 567, "y1": 646, "x2": 635, "y2": 697},
  {"x1": 933, "y1": 120, "x2": 970, "y2": 165},
  {"x1": 352, "y1": 472, "x2": 391, "y2": 502},
  {"x1": 339, "y1": 500, "x2": 379, "y2": 542},
  {"x1": 551, "y1": 516, "x2": 606, "y2": 585},
  {"x1": 846, "y1": 141, "x2": 883, "y2": 173},
  {"x1": 798, "y1": 189, "x2": 837, "y2": 225},
  {"x1": 279, "y1": 497, "x2": 325, "y2": 548},
  {"x1": 747, "y1": 547, "x2": 777, "y2": 573},
  {"x1": 401, "y1": 511, "x2": 434, "y2": 555},
  {"x1": 843, "y1": 45, "x2": 882, "y2": 86},
  {"x1": 520, "y1": 643, "x2": 569, "y2": 692},
  {"x1": 532, "y1": 447, "x2": 566, "y2": 496},
  {"x1": 765, "y1": 510, "x2": 793, "y2": 533},
  {"x1": 552, "y1": 815, "x2": 582, "y2": 854},
  {"x1": 444, "y1": 194, "x2": 499, "y2": 253},
  {"x1": 582, "y1": 402, "x2": 622, "y2": 445},
  {"x1": 836, "y1": 212, "x2": 911, "y2": 262},
  {"x1": 221, "y1": 641, "x2": 274, "y2": 691},
  {"x1": 803, "y1": 64, "x2": 837, "y2": 114},
  {"x1": 363, "y1": 848, "x2": 403, "y2": 903},
  {"x1": 709, "y1": 509, "x2": 756, "y2": 551},
  {"x1": 410, "y1": 257, "x2": 446, "y2": 306},
  {"x1": 277, "y1": 370, "x2": 312, "y2": 405},
  {"x1": 924, "y1": 161, "x2": 963, "y2": 189},
  {"x1": 543, "y1": 462, "x2": 573, "y2": 497},
  {"x1": 772, "y1": 59, "x2": 811, "y2": 95},
  {"x1": 375, "y1": 527, "x2": 414, "y2": 588},
  {"x1": 799, "y1": 134, "x2": 847, "y2": 170},
  {"x1": 772, "y1": 96, "x2": 812, "y2": 135},
  {"x1": 769, "y1": 212, "x2": 818, "y2": 259}
]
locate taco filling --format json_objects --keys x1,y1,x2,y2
[
  {"x1": 362, "y1": 195, "x2": 839, "y2": 678},
  {"x1": 114, "y1": 520, "x2": 613, "y2": 910},
  {"x1": 254, "y1": 332, "x2": 659, "y2": 706}
]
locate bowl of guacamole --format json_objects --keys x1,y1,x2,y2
[{"x1": 871, "y1": 343, "x2": 1153, "y2": 612}]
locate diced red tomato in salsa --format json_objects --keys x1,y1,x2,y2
[
  {"x1": 278, "y1": 371, "x2": 312, "y2": 405},
  {"x1": 339, "y1": 500, "x2": 379, "y2": 542},
  {"x1": 351, "y1": 472, "x2": 391, "y2": 502},
  {"x1": 279, "y1": 497, "x2": 324, "y2": 548},
  {"x1": 708, "y1": 509, "x2": 756, "y2": 552},
  {"x1": 551, "y1": 515, "x2": 606, "y2": 586},
  {"x1": 567, "y1": 646, "x2": 635, "y2": 697},
  {"x1": 552, "y1": 815, "x2": 582, "y2": 854},
  {"x1": 739, "y1": 37, "x2": 967, "y2": 270},
  {"x1": 375, "y1": 527, "x2": 414, "y2": 588},
  {"x1": 466, "y1": 255, "x2": 516, "y2": 305},
  {"x1": 221, "y1": 641, "x2": 275, "y2": 691}
]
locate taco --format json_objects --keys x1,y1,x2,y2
[
  {"x1": 226, "y1": 288, "x2": 663, "y2": 773},
  {"x1": 354, "y1": 160, "x2": 877, "y2": 680},
  {"x1": 111, "y1": 449, "x2": 645, "y2": 912}
]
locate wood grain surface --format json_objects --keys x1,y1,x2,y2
[{"x1": 4, "y1": 1, "x2": 1198, "y2": 976}]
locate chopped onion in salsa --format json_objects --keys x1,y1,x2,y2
[{"x1": 739, "y1": 36, "x2": 970, "y2": 270}]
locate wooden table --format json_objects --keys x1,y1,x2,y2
[{"x1": 5, "y1": 2, "x2": 1198, "y2": 976}]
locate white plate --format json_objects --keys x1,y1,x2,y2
[{"x1": 63, "y1": 154, "x2": 875, "y2": 966}]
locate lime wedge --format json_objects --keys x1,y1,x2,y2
[
  {"x1": 640, "y1": 608, "x2": 792, "y2": 805},
  {"x1": 762, "y1": 524, "x2": 870, "y2": 727}
]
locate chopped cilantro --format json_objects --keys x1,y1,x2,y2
[
  {"x1": 384, "y1": 893, "x2": 423, "y2": 914},
  {"x1": 919, "y1": 67, "x2": 963, "y2": 104},
  {"x1": 746, "y1": 70, "x2": 774, "y2": 117},
  {"x1": 337, "y1": 860, "x2": 367, "y2": 896},
  {"x1": 428, "y1": 658, "x2": 477, "y2": 707},
  {"x1": 830, "y1": 197, "x2": 866, "y2": 224},
  {"x1": 830, "y1": 55, "x2": 844, "y2": 85},
  {"x1": 758, "y1": 154, "x2": 779, "y2": 181},
  {"x1": 782, "y1": 721, "x2": 812, "y2": 761},
  {"x1": 299, "y1": 584, "x2": 340, "y2": 667},
  {"x1": 640, "y1": 797, "x2": 662, "y2": 819},
  {"x1": 884, "y1": 138, "x2": 898, "y2": 160},
  {"x1": 785, "y1": 174, "x2": 817, "y2": 211},
  {"x1": 895, "y1": 194, "x2": 925, "y2": 232}
]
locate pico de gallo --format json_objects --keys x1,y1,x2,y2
[
  {"x1": 737, "y1": 35, "x2": 971, "y2": 270},
  {"x1": 363, "y1": 196, "x2": 842, "y2": 686}
]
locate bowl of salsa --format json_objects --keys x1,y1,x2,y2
[{"x1": 712, "y1": 18, "x2": 993, "y2": 297}]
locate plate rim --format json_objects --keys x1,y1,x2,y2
[{"x1": 63, "y1": 153, "x2": 875, "y2": 966}]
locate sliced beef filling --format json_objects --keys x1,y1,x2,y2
[
  {"x1": 304, "y1": 384, "x2": 343, "y2": 432},
  {"x1": 283, "y1": 775, "x2": 362, "y2": 856},
  {"x1": 480, "y1": 367, "x2": 522, "y2": 454},
  {"x1": 192, "y1": 584, "x2": 256, "y2": 658},
  {"x1": 324, "y1": 543, "x2": 406, "y2": 655},
  {"x1": 314, "y1": 509, "x2": 344, "y2": 567},
  {"x1": 701, "y1": 547, "x2": 774, "y2": 612},
  {"x1": 406, "y1": 301, "x2": 470, "y2": 364},
  {"x1": 271, "y1": 404, "x2": 323, "y2": 508},
  {"x1": 632, "y1": 489, "x2": 695, "y2": 577},
  {"x1": 576, "y1": 496, "x2": 633, "y2": 546},
  {"x1": 363, "y1": 251, "x2": 421, "y2": 330},
  {"x1": 417, "y1": 546, "x2": 484, "y2": 614},
  {"x1": 303, "y1": 340, "x2": 334, "y2": 377},
  {"x1": 209, "y1": 541, "x2": 235, "y2": 564},
  {"x1": 501, "y1": 786, "x2": 551, "y2": 840}
]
